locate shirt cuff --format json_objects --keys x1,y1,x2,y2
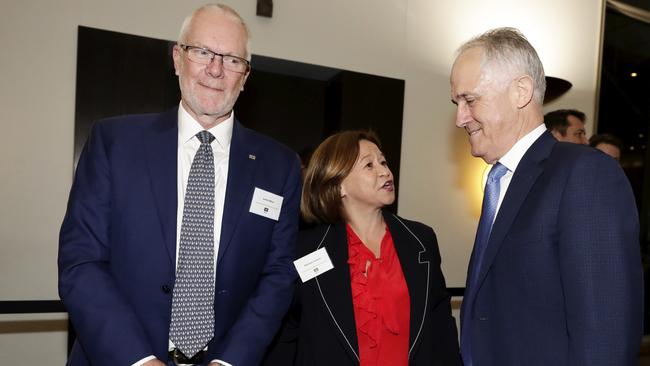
[
  {"x1": 132, "y1": 355, "x2": 156, "y2": 366},
  {"x1": 210, "y1": 359, "x2": 233, "y2": 366}
]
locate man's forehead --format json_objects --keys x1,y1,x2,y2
[
  {"x1": 185, "y1": 11, "x2": 248, "y2": 54},
  {"x1": 566, "y1": 115, "x2": 585, "y2": 126},
  {"x1": 452, "y1": 53, "x2": 516, "y2": 102},
  {"x1": 188, "y1": 10, "x2": 246, "y2": 37},
  {"x1": 451, "y1": 55, "x2": 485, "y2": 99},
  {"x1": 454, "y1": 47, "x2": 485, "y2": 68}
]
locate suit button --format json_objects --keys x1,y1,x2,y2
[
  {"x1": 479, "y1": 316, "x2": 488, "y2": 321},
  {"x1": 162, "y1": 285, "x2": 171, "y2": 294}
]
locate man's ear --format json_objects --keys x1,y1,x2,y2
[
  {"x1": 240, "y1": 69, "x2": 251, "y2": 91},
  {"x1": 550, "y1": 129, "x2": 563, "y2": 141},
  {"x1": 172, "y1": 44, "x2": 181, "y2": 76},
  {"x1": 514, "y1": 74, "x2": 534, "y2": 109}
]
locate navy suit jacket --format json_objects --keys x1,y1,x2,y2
[
  {"x1": 264, "y1": 212, "x2": 461, "y2": 365},
  {"x1": 59, "y1": 108, "x2": 301, "y2": 366},
  {"x1": 461, "y1": 131, "x2": 643, "y2": 365}
]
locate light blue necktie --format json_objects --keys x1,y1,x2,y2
[
  {"x1": 461, "y1": 162, "x2": 508, "y2": 366},
  {"x1": 169, "y1": 131, "x2": 216, "y2": 359}
]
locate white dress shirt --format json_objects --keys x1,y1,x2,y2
[
  {"x1": 175, "y1": 102, "x2": 231, "y2": 272},
  {"x1": 491, "y1": 123, "x2": 547, "y2": 221},
  {"x1": 134, "y1": 102, "x2": 233, "y2": 366}
]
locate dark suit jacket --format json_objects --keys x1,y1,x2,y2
[
  {"x1": 265, "y1": 211, "x2": 461, "y2": 365},
  {"x1": 461, "y1": 131, "x2": 643, "y2": 365},
  {"x1": 58, "y1": 108, "x2": 302, "y2": 366}
]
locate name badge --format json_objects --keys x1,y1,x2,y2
[
  {"x1": 249, "y1": 187, "x2": 283, "y2": 221},
  {"x1": 293, "y1": 247, "x2": 334, "y2": 283}
]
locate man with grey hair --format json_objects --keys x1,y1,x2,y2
[
  {"x1": 450, "y1": 27, "x2": 642, "y2": 365},
  {"x1": 59, "y1": 4, "x2": 301, "y2": 366}
]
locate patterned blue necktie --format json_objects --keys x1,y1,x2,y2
[
  {"x1": 170, "y1": 130, "x2": 216, "y2": 359},
  {"x1": 461, "y1": 162, "x2": 508, "y2": 366}
]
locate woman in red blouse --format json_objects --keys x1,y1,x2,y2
[{"x1": 264, "y1": 130, "x2": 460, "y2": 366}]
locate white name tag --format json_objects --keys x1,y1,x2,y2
[
  {"x1": 249, "y1": 187, "x2": 283, "y2": 221},
  {"x1": 293, "y1": 247, "x2": 334, "y2": 283}
]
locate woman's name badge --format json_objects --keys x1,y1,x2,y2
[{"x1": 293, "y1": 247, "x2": 334, "y2": 283}]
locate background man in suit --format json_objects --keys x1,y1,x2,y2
[
  {"x1": 544, "y1": 108, "x2": 589, "y2": 144},
  {"x1": 450, "y1": 27, "x2": 642, "y2": 365},
  {"x1": 58, "y1": 4, "x2": 301, "y2": 366},
  {"x1": 590, "y1": 133, "x2": 623, "y2": 162}
]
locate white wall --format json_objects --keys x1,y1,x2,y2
[{"x1": 0, "y1": 0, "x2": 603, "y2": 362}]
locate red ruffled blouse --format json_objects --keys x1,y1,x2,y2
[{"x1": 347, "y1": 224, "x2": 410, "y2": 366}]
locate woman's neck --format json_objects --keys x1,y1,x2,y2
[{"x1": 346, "y1": 208, "x2": 385, "y2": 257}]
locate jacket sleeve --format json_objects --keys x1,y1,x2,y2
[
  {"x1": 558, "y1": 151, "x2": 643, "y2": 365},
  {"x1": 260, "y1": 284, "x2": 301, "y2": 366},
  {"x1": 58, "y1": 121, "x2": 154, "y2": 365}
]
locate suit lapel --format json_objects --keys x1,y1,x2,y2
[
  {"x1": 142, "y1": 108, "x2": 179, "y2": 264},
  {"x1": 217, "y1": 121, "x2": 258, "y2": 265},
  {"x1": 384, "y1": 212, "x2": 429, "y2": 359},
  {"x1": 314, "y1": 223, "x2": 360, "y2": 362},
  {"x1": 474, "y1": 131, "x2": 556, "y2": 289}
]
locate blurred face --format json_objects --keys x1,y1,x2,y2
[
  {"x1": 173, "y1": 9, "x2": 249, "y2": 127},
  {"x1": 552, "y1": 115, "x2": 587, "y2": 144},
  {"x1": 451, "y1": 48, "x2": 522, "y2": 164},
  {"x1": 595, "y1": 142, "x2": 621, "y2": 161},
  {"x1": 340, "y1": 140, "x2": 395, "y2": 213},
  {"x1": 567, "y1": 115, "x2": 588, "y2": 144}
]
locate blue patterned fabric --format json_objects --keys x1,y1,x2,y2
[{"x1": 170, "y1": 130, "x2": 216, "y2": 358}]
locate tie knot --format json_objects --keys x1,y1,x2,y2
[
  {"x1": 196, "y1": 131, "x2": 215, "y2": 144},
  {"x1": 488, "y1": 162, "x2": 508, "y2": 183}
]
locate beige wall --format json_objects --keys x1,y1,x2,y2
[{"x1": 0, "y1": 0, "x2": 603, "y2": 362}]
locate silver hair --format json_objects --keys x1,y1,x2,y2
[
  {"x1": 458, "y1": 27, "x2": 546, "y2": 104},
  {"x1": 178, "y1": 3, "x2": 251, "y2": 60}
]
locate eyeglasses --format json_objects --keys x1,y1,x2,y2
[{"x1": 179, "y1": 44, "x2": 250, "y2": 73}]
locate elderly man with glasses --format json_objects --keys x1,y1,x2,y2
[{"x1": 59, "y1": 4, "x2": 301, "y2": 366}]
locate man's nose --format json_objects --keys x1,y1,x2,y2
[
  {"x1": 455, "y1": 105, "x2": 471, "y2": 128},
  {"x1": 206, "y1": 56, "x2": 224, "y2": 77}
]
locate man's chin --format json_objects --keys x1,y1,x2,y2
[
  {"x1": 469, "y1": 146, "x2": 483, "y2": 159},
  {"x1": 478, "y1": 155, "x2": 498, "y2": 164},
  {"x1": 469, "y1": 149, "x2": 495, "y2": 164}
]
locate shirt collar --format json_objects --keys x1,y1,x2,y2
[
  {"x1": 498, "y1": 123, "x2": 546, "y2": 173},
  {"x1": 177, "y1": 102, "x2": 234, "y2": 151}
]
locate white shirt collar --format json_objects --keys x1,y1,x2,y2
[
  {"x1": 177, "y1": 102, "x2": 234, "y2": 151},
  {"x1": 498, "y1": 123, "x2": 546, "y2": 173}
]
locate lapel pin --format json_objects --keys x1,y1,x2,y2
[{"x1": 249, "y1": 154, "x2": 256, "y2": 160}]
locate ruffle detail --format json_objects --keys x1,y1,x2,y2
[{"x1": 347, "y1": 225, "x2": 402, "y2": 350}]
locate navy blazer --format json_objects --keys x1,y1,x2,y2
[
  {"x1": 461, "y1": 131, "x2": 643, "y2": 365},
  {"x1": 59, "y1": 108, "x2": 302, "y2": 366},
  {"x1": 264, "y1": 211, "x2": 461, "y2": 365}
]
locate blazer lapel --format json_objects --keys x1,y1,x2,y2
[
  {"x1": 474, "y1": 131, "x2": 556, "y2": 289},
  {"x1": 384, "y1": 212, "x2": 429, "y2": 359},
  {"x1": 217, "y1": 121, "x2": 258, "y2": 265},
  {"x1": 142, "y1": 108, "x2": 179, "y2": 265},
  {"x1": 314, "y1": 223, "x2": 360, "y2": 362}
]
